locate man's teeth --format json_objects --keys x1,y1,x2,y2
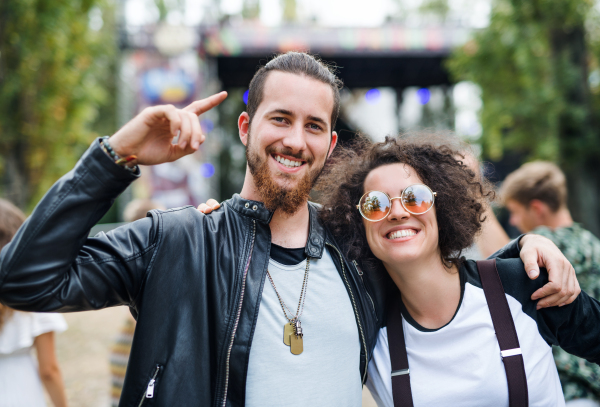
[
  {"x1": 275, "y1": 155, "x2": 302, "y2": 168},
  {"x1": 388, "y1": 229, "x2": 417, "y2": 239}
]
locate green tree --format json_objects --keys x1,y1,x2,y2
[
  {"x1": 448, "y1": 0, "x2": 600, "y2": 235},
  {"x1": 0, "y1": 0, "x2": 117, "y2": 211},
  {"x1": 242, "y1": 0, "x2": 260, "y2": 20}
]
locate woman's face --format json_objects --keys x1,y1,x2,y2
[{"x1": 362, "y1": 163, "x2": 440, "y2": 269}]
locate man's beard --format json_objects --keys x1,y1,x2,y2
[{"x1": 246, "y1": 136, "x2": 326, "y2": 215}]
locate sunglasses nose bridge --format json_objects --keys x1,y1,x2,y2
[{"x1": 386, "y1": 196, "x2": 411, "y2": 220}]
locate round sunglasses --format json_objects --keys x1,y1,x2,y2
[{"x1": 357, "y1": 184, "x2": 437, "y2": 222}]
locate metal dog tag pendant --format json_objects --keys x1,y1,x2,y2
[
  {"x1": 290, "y1": 334, "x2": 303, "y2": 355},
  {"x1": 283, "y1": 322, "x2": 294, "y2": 346}
]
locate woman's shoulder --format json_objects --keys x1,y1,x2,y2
[
  {"x1": 0, "y1": 312, "x2": 67, "y2": 355},
  {"x1": 462, "y1": 258, "x2": 548, "y2": 305}
]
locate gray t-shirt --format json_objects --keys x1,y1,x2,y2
[{"x1": 245, "y1": 249, "x2": 362, "y2": 406}]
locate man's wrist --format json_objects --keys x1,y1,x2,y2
[
  {"x1": 100, "y1": 136, "x2": 138, "y2": 172},
  {"x1": 517, "y1": 234, "x2": 528, "y2": 250},
  {"x1": 107, "y1": 135, "x2": 131, "y2": 158}
]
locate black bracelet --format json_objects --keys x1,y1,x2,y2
[{"x1": 101, "y1": 136, "x2": 138, "y2": 173}]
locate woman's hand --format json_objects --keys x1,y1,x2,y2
[
  {"x1": 197, "y1": 199, "x2": 221, "y2": 214},
  {"x1": 519, "y1": 234, "x2": 580, "y2": 308},
  {"x1": 109, "y1": 92, "x2": 227, "y2": 166}
]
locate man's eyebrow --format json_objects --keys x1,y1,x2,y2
[
  {"x1": 307, "y1": 115, "x2": 328, "y2": 127},
  {"x1": 267, "y1": 108, "x2": 293, "y2": 116}
]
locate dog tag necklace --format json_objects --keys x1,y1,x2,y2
[{"x1": 266, "y1": 257, "x2": 310, "y2": 355}]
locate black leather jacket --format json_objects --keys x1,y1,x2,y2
[
  {"x1": 0, "y1": 140, "x2": 386, "y2": 406},
  {"x1": 0, "y1": 140, "x2": 521, "y2": 406}
]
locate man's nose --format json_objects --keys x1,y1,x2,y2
[
  {"x1": 281, "y1": 123, "x2": 307, "y2": 152},
  {"x1": 387, "y1": 198, "x2": 410, "y2": 222}
]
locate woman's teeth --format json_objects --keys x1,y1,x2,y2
[
  {"x1": 275, "y1": 155, "x2": 302, "y2": 168},
  {"x1": 388, "y1": 229, "x2": 417, "y2": 239}
]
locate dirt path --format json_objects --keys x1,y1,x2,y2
[
  {"x1": 53, "y1": 307, "x2": 377, "y2": 406},
  {"x1": 54, "y1": 307, "x2": 129, "y2": 407}
]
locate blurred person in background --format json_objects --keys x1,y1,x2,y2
[
  {"x1": 0, "y1": 199, "x2": 68, "y2": 407},
  {"x1": 502, "y1": 161, "x2": 600, "y2": 405},
  {"x1": 109, "y1": 199, "x2": 165, "y2": 407}
]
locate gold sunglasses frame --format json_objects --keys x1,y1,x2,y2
[{"x1": 356, "y1": 183, "x2": 437, "y2": 222}]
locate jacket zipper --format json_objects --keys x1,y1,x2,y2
[
  {"x1": 137, "y1": 364, "x2": 161, "y2": 407},
  {"x1": 352, "y1": 260, "x2": 377, "y2": 321},
  {"x1": 221, "y1": 220, "x2": 256, "y2": 407},
  {"x1": 327, "y1": 242, "x2": 368, "y2": 384}
]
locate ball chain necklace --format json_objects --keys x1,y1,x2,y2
[{"x1": 266, "y1": 257, "x2": 310, "y2": 355}]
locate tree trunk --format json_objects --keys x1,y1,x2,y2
[{"x1": 550, "y1": 26, "x2": 600, "y2": 236}]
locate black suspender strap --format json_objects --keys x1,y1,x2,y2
[
  {"x1": 476, "y1": 259, "x2": 529, "y2": 407},
  {"x1": 387, "y1": 295, "x2": 414, "y2": 407},
  {"x1": 387, "y1": 260, "x2": 529, "y2": 406}
]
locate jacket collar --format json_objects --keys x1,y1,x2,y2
[
  {"x1": 228, "y1": 194, "x2": 325, "y2": 259},
  {"x1": 229, "y1": 194, "x2": 274, "y2": 224},
  {"x1": 305, "y1": 202, "x2": 325, "y2": 259}
]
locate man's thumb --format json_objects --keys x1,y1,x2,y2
[{"x1": 523, "y1": 254, "x2": 540, "y2": 279}]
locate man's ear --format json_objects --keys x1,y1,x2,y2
[
  {"x1": 529, "y1": 199, "x2": 549, "y2": 218},
  {"x1": 238, "y1": 112, "x2": 250, "y2": 146},
  {"x1": 327, "y1": 131, "x2": 338, "y2": 159}
]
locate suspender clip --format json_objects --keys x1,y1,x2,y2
[
  {"x1": 391, "y1": 369, "x2": 410, "y2": 377},
  {"x1": 500, "y1": 347, "x2": 522, "y2": 359}
]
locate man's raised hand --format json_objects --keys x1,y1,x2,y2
[{"x1": 109, "y1": 92, "x2": 227, "y2": 166}]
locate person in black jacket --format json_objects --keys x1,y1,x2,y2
[{"x1": 0, "y1": 52, "x2": 580, "y2": 407}]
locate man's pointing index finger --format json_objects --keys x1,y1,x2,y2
[{"x1": 184, "y1": 91, "x2": 228, "y2": 116}]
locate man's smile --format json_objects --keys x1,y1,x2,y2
[{"x1": 271, "y1": 153, "x2": 307, "y2": 172}]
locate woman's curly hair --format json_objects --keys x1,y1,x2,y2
[{"x1": 317, "y1": 133, "x2": 494, "y2": 271}]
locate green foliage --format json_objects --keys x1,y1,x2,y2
[
  {"x1": 242, "y1": 0, "x2": 260, "y2": 20},
  {"x1": 447, "y1": 0, "x2": 600, "y2": 164},
  {"x1": 0, "y1": 0, "x2": 117, "y2": 210},
  {"x1": 419, "y1": 0, "x2": 450, "y2": 21}
]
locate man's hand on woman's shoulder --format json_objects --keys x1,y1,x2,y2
[
  {"x1": 519, "y1": 234, "x2": 580, "y2": 309},
  {"x1": 197, "y1": 199, "x2": 221, "y2": 214}
]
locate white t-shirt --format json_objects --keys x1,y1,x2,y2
[
  {"x1": 0, "y1": 311, "x2": 67, "y2": 407},
  {"x1": 245, "y1": 249, "x2": 362, "y2": 407},
  {"x1": 366, "y1": 259, "x2": 568, "y2": 407}
]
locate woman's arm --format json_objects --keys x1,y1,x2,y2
[{"x1": 34, "y1": 332, "x2": 68, "y2": 407}]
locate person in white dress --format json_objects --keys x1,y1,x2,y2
[{"x1": 0, "y1": 198, "x2": 68, "y2": 407}]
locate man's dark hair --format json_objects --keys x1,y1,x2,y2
[
  {"x1": 317, "y1": 134, "x2": 493, "y2": 271},
  {"x1": 246, "y1": 52, "x2": 342, "y2": 131}
]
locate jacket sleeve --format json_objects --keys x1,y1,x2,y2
[
  {"x1": 487, "y1": 236, "x2": 523, "y2": 260},
  {"x1": 539, "y1": 290, "x2": 600, "y2": 365},
  {"x1": 495, "y1": 259, "x2": 600, "y2": 366},
  {"x1": 0, "y1": 139, "x2": 158, "y2": 312}
]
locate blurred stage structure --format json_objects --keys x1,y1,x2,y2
[
  {"x1": 117, "y1": 21, "x2": 471, "y2": 206},
  {"x1": 199, "y1": 23, "x2": 469, "y2": 89},
  {"x1": 120, "y1": 22, "x2": 470, "y2": 88}
]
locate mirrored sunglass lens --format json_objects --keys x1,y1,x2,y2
[
  {"x1": 360, "y1": 191, "x2": 391, "y2": 220},
  {"x1": 402, "y1": 185, "x2": 434, "y2": 214}
]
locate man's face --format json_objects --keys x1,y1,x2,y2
[
  {"x1": 506, "y1": 200, "x2": 539, "y2": 233},
  {"x1": 240, "y1": 71, "x2": 338, "y2": 214}
]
